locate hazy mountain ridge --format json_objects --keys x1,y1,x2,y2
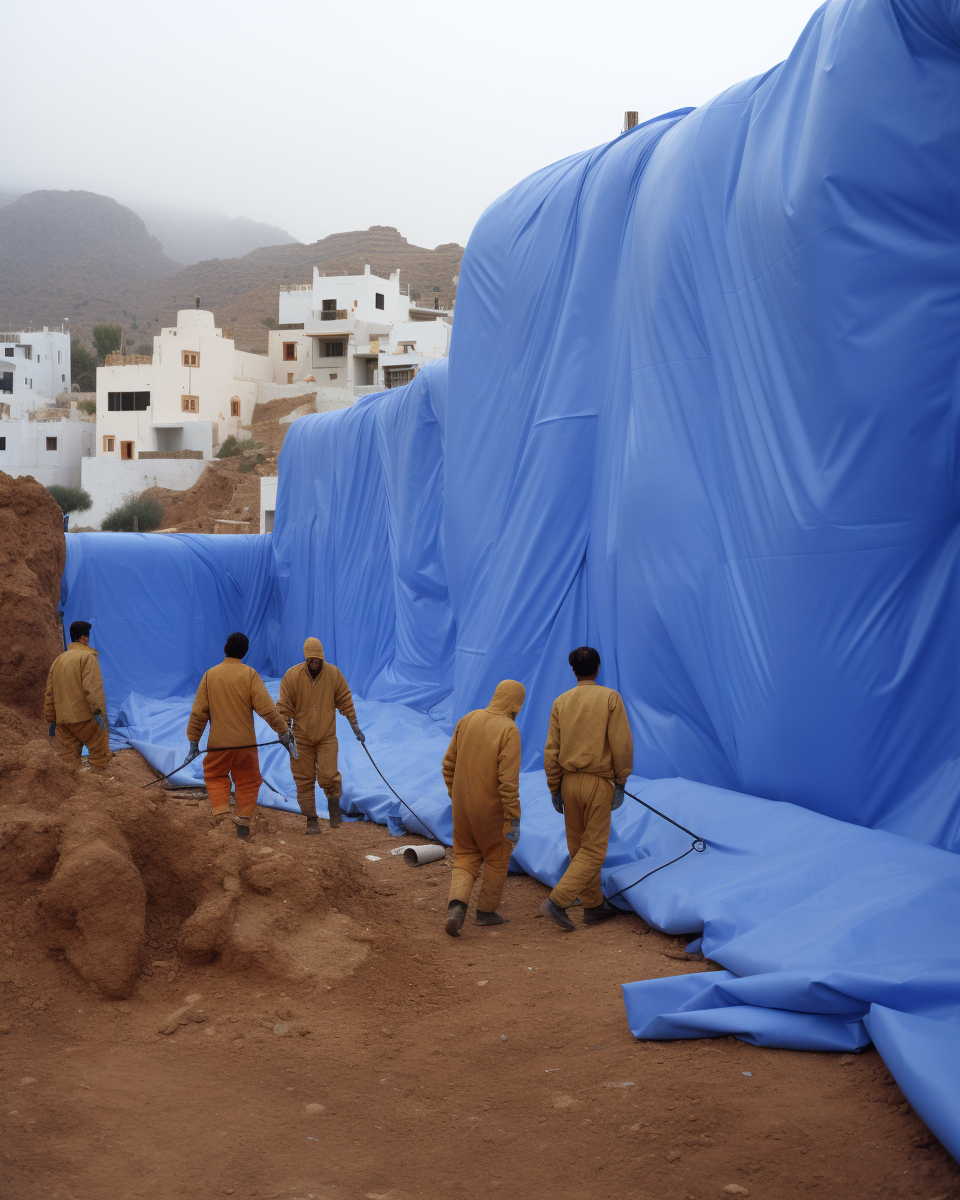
[
  {"x1": 0, "y1": 188, "x2": 463, "y2": 353},
  {"x1": 132, "y1": 205, "x2": 300, "y2": 266}
]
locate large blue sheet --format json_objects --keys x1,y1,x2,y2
[{"x1": 59, "y1": 0, "x2": 960, "y2": 1161}]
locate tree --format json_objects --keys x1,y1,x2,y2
[
  {"x1": 76, "y1": 399, "x2": 96, "y2": 415},
  {"x1": 46, "y1": 485, "x2": 92, "y2": 514},
  {"x1": 92, "y1": 324, "x2": 122, "y2": 365},
  {"x1": 71, "y1": 340, "x2": 97, "y2": 392}
]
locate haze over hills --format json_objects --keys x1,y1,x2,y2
[
  {"x1": 0, "y1": 188, "x2": 463, "y2": 354},
  {"x1": 0, "y1": 189, "x2": 300, "y2": 267},
  {"x1": 126, "y1": 204, "x2": 300, "y2": 267}
]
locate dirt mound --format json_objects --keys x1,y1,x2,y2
[
  {"x1": 0, "y1": 472, "x2": 66, "y2": 716},
  {"x1": 141, "y1": 393, "x2": 312, "y2": 533}
]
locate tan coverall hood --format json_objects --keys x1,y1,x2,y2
[
  {"x1": 486, "y1": 679, "x2": 526, "y2": 721},
  {"x1": 303, "y1": 637, "x2": 324, "y2": 661}
]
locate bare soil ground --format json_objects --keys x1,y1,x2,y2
[
  {"x1": 2, "y1": 744, "x2": 958, "y2": 1200},
  {"x1": 3, "y1": 471, "x2": 958, "y2": 1200}
]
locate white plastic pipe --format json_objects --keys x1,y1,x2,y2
[{"x1": 402, "y1": 844, "x2": 446, "y2": 866}]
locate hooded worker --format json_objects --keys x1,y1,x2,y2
[
  {"x1": 44, "y1": 620, "x2": 112, "y2": 775},
  {"x1": 541, "y1": 646, "x2": 633, "y2": 931},
  {"x1": 185, "y1": 631, "x2": 293, "y2": 839},
  {"x1": 277, "y1": 637, "x2": 363, "y2": 834},
  {"x1": 442, "y1": 679, "x2": 526, "y2": 936}
]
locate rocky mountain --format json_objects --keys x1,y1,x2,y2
[{"x1": 0, "y1": 191, "x2": 180, "y2": 329}]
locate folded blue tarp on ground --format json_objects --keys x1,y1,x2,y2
[{"x1": 59, "y1": 0, "x2": 960, "y2": 1162}]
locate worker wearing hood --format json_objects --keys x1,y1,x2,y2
[
  {"x1": 441, "y1": 679, "x2": 525, "y2": 936},
  {"x1": 277, "y1": 637, "x2": 362, "y2": 833}
]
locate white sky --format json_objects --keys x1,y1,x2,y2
[{"x1": 4, "y1": 0, "x2": 823, "y2": 249}]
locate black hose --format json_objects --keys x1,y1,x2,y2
[{"x1": 360, "y1": 741, "x2": 444, "y2": 844}]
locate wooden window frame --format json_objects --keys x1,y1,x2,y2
[
  {"x1": 283, "y1": 342, "x2": 297, "y2": 361},
  {"x1": 181, "y1": 395, "x2": 199, "y2": 413},
  {"x1": 182, "y1": 350, "x2": 200, "y2": 367},
  {"x1": 230, "y1": 400, "x2": 240, "y2": 417},
  {"x1": 121, "y1": 441, "x2": 135, "y2": 460},
  {"x1": 103, "y1": 435, "x2": 115, "y2": 452}
]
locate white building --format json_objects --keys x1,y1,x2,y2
[
  {"x1": 0, "y1": 402, "x2": 95, "y2": 489},
  {"x1": 93, "y1": 307, "x2": 272, "y2": 462},
  {"x1": 269, "y1": 265, "x2": 450, "y2": 398},
  {"x1": 0, "y1": 325, "x2": 71, "y2": 413}
]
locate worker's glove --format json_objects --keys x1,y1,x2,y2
[
  {"x1": 504, "y1": 818, "x2": 520, "y2": 845},
  {"x1": 351, "y1": 723, "x2": 365, "y2": 744},
  {"x1": 48, "y1": 723, "x2": 56, "y2": 738},
  {"x1": 551, "y1": 791, "x2": 563, "y2": 814},
  {"x1": 184, "y1": 741, "x2": 200, "y2": 764},
  {"x1": 612, "y1": 783, "x2": 625, "y2": 811},
  {"x1": 279, "y1": 731, "x2": 295, "y2": 753},
  {"x1": 93, "y1": 713, "x2": 106, "y2": 730}
]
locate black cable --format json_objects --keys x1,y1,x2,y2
[
  {"x1": 606, "y1": 846, "x2": 697, "y2": 904},
  {"x1": 360, "y1": 741, "x2": 444, "y2": 844},
  {"x1": 624, "y1": 788, "x2": 706, "y2": 852}
]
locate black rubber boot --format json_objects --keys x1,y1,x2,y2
[
  {"x1": 475, "y1": 910, "x2": 506, "y2": 926},
  {"x1": 583, "y1": 899, "x2": 621, "y2": 925},
  {"x1": 305, "y1": 816, "x2": 320, "y2": 835},
  {"x1": 445, "y1": 900, "x2": 468, "y2": 937},
  {"x1": 327, "y1": 799, "x2": 343, "y2": 829},
  {"x1": 541, "y1": 898, "x2": 576, "y2": 931},
  {"x1": 236, "y1": 824, "x2": 249, "y2": 840}
]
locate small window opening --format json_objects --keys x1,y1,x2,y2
[
  {"x1": 46, "y1": 436, "x2": 58, "y2": 451},
  {"x1": 182, "y1": 351, "x2": 200, "y2": 367},
  {"x1": 121, "y1": 441, "x2": 135, "y2": 460},
  {"x1": 283, "y1": 342, "x2": 297, "y2": 361},
  {"x1": 181, "y1": 395, "x2": 199, "y2": 413},
  {"x1": 324, "y1": 341, "x2": 344, "y2": 357},
  {"x1": 0, "y1": 437, "x2": 6, "y2": 451},
  {"x1": 230, "y1": 399, "x2": 240, "y2": 417},
  {"x1": 375, "y1": 292, "x2": 385, "y2": 310},
  {"x1": 103, "y1": 436, "x2": 115, "y2": 452}
]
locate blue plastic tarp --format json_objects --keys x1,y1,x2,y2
[{"x1": 59, "y1": 0, "x2": 960, "y2": 1161}]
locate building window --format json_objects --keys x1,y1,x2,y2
[
  {"x1": 58, "y1": 351, "x2": 61, "y2": 364},
  {"x1": 324, "y1": 341, "x2": 344, "y2": 357},
  {"x1": 283, "y1": 342, "x2": 297, "y2": 361},
  {"x1": 375, "y1": 292, "x2": 384, "y2": 310},
  {"x1": 0, "y1": 372, "x2": 11, "y2": 395},
  {"x1": 107, "y1": 391, "x2": 151, "y2": 411},
  {"x1": 181, "y1": 395, "x2": 199, "y2": 413},
  {"x1": 230, "y1": 400, "x2": 240, "y2": 416},
  {"x1": 0, "y1": 437, "x2": 5, "y2": 450},
  {"x1": 3, "y1": 348, "x2": 12, "y2": 358},
  {"x1": 182, "y1": 351, "x2": 199, "y2": 367},
  {"x1": 62, "y1": 374, "x2": 66, "y2": 383},
  {"x1": 322, "y1": 298, "x2": 337, "y2": 313},
  {"x1": 329, "y1": 373, "x2": 337, "y2": 380},
  {"x1": 385, "y1": 367, "x2": 416, "y2": 389},
  {"x1": 103, "y1": 436, "x2": 115, "y2": 452},
  {"x1": 121, "y1": 441, "x2": 135, "y2": 460},
  {"x1": 46, "y1": 436, "x2": 58, "y2": 451}
]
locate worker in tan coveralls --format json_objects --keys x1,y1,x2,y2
[
  {"x1": 185, "y1": 631, "x2": 293, "y2": 839},
  {"x1": 43, "y1": 620, "x2": 112, "y2": 775},
  {"x1": 442, "y1": 679, "x2": 526, "y2": 937},
  {"x1": 277, "y1": 637, "x2": 364, "y2": 834},
  {"x1": 541, "y1": 646, "x2": 633, "y2": 931}
]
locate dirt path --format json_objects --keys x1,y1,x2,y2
[{"x1": 1, "y1": 751, "x2": 957, "y2": 1200}]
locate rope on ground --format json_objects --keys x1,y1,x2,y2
[
  {"x1": 359, "y1": 741, "x2": 444, "y2": 845},
  {"x1": 605, "y1": 788, "x2": 707, "y2": 904}
]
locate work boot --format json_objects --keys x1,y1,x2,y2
[
  {"x1": 445, "y1": 900, "x2": 468, "y2": 938},
  {"x1": 583, "y1": 900, "x2": 621, "y2": 925},
  {"x1": 305, "y1": 816, "x2": 320, "y2": 835},
  {"x1": 236, "y1": 823, "x2": 250, "y2": 840},
  {"x1": 541, "y1": 898, "x2": 576, "y2": 932},
  {"x1": 327, "y1": 801, "x2": 343, "y2": 829},
  {"x1": 475, "y1": 910, "x2": 507, "y2": 926}
]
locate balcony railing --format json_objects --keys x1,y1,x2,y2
[
  {"x1": 319, "y1": 309, "x2": 349, "y2": 321},
  {"x1": 279, "y1": 283, "x2": 312, "y2": 292}
]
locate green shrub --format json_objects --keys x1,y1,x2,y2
[
  {"x1": 47, "y1": 485, "x2": 92, "y2": 514},
  {"x1": 216, "y1": 435, "x2": 243, "y2": 459},
  {"x1": 76, "y1": 399, "x2": 96, "y2": 415},
  {"x1": 238, "y1": 454, "x2": 267, "y2": 474},
  {"x1": 71, "y1": 340, "x2": 97, "y2": 392},
  {"x1": 101, "y1": 494, "x2": 163, "y2": 532}
]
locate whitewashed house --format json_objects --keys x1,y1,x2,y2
[
  {"x1": 269, "y1": 264, "x2": 450, "y2": 399},
  {"x1": 82, "y1": 306, "x2": 274, "y2": 527},
  {"x1": 0, "y1": 325, "x2": 71, "y2": 411}
]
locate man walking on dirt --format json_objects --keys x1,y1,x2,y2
[
  {"x1": 442, "y1": 679, "x2": 525, "y2": 936},
  {"x1": 541, "y1": 646, "x2": 633, "y2": 931},
  {"x1": 44, "y1": 620, "x2": 112, "y2": 775},
  {"x1": 277, "y1": 637, "x2": 364, "y2": 834},
  {"x1": 185, "y1": 631, "x2": 293, "y2": 839}
]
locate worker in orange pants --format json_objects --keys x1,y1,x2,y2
[{"x1": 185, "y1": 631, "x2": 293, "y2": 839}]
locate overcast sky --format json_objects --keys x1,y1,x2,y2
[{"x1": 4, "y1": 0, "x2": 823, "y2": 249}]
